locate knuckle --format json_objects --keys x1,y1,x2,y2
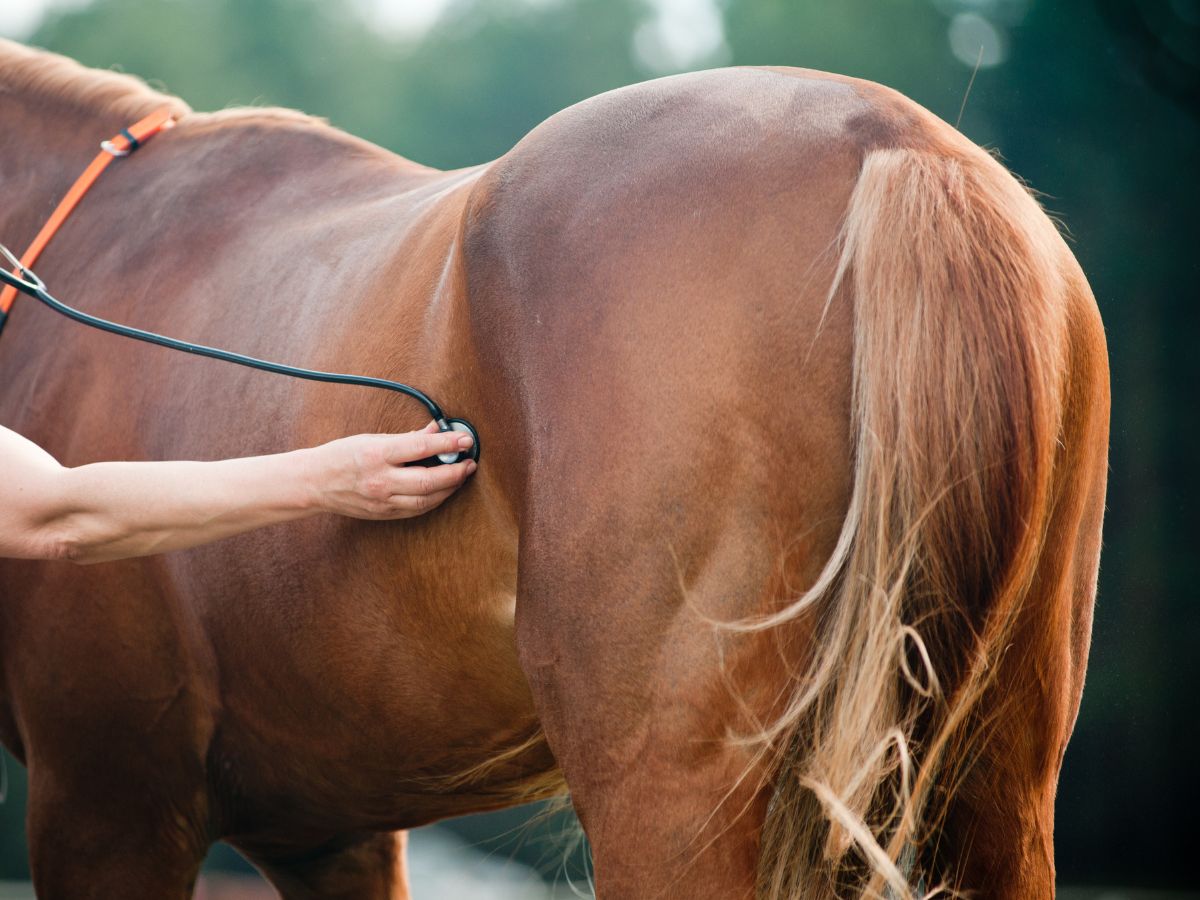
[
  {"x1": 361, "y1": 501, "x2": 388, "y2": 519},
  {"x1": 362, "y1": 477, "x2": 389, "y2": 501},
  {"x1": 361, "y1": 442, "x2": 387, "y2": 468}
]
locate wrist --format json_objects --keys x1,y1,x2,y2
[{"x1": 287, "y1": 445, "x2": 332, "y2": 515}]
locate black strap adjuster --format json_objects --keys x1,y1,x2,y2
[{"x1": 100, "y1": 128, "x2": 141, "y2": 157}]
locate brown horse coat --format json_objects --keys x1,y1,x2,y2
[{"x1": 0, "y1": 40, "x2": 1108, "y2": 899}]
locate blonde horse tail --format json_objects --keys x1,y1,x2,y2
[{"x1": 755, "y1": 145, "x2": 1079, "y2": 897}]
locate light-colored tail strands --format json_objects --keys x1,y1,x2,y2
[{"x1": 755, "y1": 147, "x2": 1070, "y2": 897}]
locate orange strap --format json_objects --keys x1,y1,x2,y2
[{"x1": 0, "y1": 107, "x2": 176, "y2": 317}]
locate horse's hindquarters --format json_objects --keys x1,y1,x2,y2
[
  {"x1": 465, "y1": 67, "x2": 1108, "y2": 898},
  {"x1": 461, "y1": 69, "x2": 869, "y2": 897}
]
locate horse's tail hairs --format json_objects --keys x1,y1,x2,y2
[
  {"x1": 420, "y1": 724, "x2": 587, "y2": 895},
  {"x1": 753, "y1": 146, "x2": 1071, "y2": 898},
  {"x1": 421, "y1": 721, "x2": 567, "y2": 807}
]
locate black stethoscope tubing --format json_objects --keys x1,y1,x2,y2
[{"x1": 0, "y1": 244, "x2": 479, "y2": 465}]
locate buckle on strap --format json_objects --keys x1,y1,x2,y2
[
  {"x1": 0, "y1": 106, "x2": 175, "y2": 320},
  {"x1": 101, "y1": 127, "x2": 141, "y2": 157}
]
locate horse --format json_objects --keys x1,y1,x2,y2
[{"x1": 0, "y1": 38, "x2": 1109, "y2": 899}]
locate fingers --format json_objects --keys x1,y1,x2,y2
[
  {"x1": 317, "y1": 427, "x2": 479, "y2": 521},
  {"x1": 369, "y1": 462, "x2": 474, "y2": 518},
  {"x1": 389, "y1": 458, "x2": 477, "y2": 499},
  {"x1": 393, "y1": 486, "x2": 458, "y2": 517},
  {"x1": 383, "y1": 425, "x2": 474, "y2": 465}
]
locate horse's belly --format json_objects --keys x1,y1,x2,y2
[{"x1": 172, "y1": 496, "x2": 546, "y2": 832}]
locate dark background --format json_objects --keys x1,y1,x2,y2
[{"x1": 1, "y1": 0, "x2": 1197, "y2": 891}]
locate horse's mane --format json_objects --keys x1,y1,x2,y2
[
  {"x1": 0, "y1": 38, "x2": 371, "y2": 150},
  {"x1": 0, "y1": 37, "x2": 190, "y2": 122}
]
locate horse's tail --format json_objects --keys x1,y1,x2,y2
[{"x1": 755, "y1": 146, "x2": 1080, "y2": 896}]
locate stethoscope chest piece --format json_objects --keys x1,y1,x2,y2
[
  {"x1": 440, "y1": 418, "x2": 480, "y2": 465},
  {"x1": 407, "y1": 417, "x2": 481, "y2": 468}
]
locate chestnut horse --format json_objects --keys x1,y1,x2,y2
[{"x1": 0, "y1": 39, "x2": 1108, "y2": 899}]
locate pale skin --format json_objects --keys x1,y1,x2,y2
[{"x1": 0, "y1": 422, "x2": 476, "y2": 564}]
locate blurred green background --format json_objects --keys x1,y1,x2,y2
[{"x1": 1, "y1": 0, "x2": 1197, "y2": 894}]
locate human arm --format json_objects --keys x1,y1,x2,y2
[{"x1": 0, "y1": 423, "x2": 475, "y2": 564}]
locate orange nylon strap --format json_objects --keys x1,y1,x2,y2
[{"x1": 0, "y1": 107, "x2": 176, "y2": 317}]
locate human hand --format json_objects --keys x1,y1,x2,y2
[{"x1": 308, "y1": 423, "x2": 477, "y2": 520}]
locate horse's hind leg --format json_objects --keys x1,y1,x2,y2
[
  {"x1": 514, "y1": 465, "x2": 838, "y2": 898},
  {"x1": 519, "y1": 559, "x2": 772, "y2": 896},
  {"x1": 934, "y1": 286, "x2": 1109, "y2": 896},
  {"x1": 507, "y1": 323, "x2": 851, "y2": 896},
  {"x1": 933, "y1": 470, "x2": 1105, "y2": 896},
  {"x1": 245, "y1": 831, "x2": 411, "y2": 900}
]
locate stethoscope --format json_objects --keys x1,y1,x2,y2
[{"x1": 0, "y1": 242, "x2": 480, "y2": 467}]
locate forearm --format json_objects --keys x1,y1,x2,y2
[
  {"x1": 1, "y1": 424, "x2": 473, "y2": 564},
  {"x1": 53, "y1": 450, "x2": 322, "y2": 564}
]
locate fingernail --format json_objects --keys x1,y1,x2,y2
[
  {"x1": 467, "y1": 461, "x2": 478, "y2": 474},
  {"x1": 457, "y1": 434, "x2": 474, "y2": 448}
]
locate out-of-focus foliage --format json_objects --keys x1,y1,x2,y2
[
  {"x1": 1, "y1": 0, "x2": 1196, "y2": 890},
  {"x1": 26, "y1": 0, "x2": 652, "y2": 168}
]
